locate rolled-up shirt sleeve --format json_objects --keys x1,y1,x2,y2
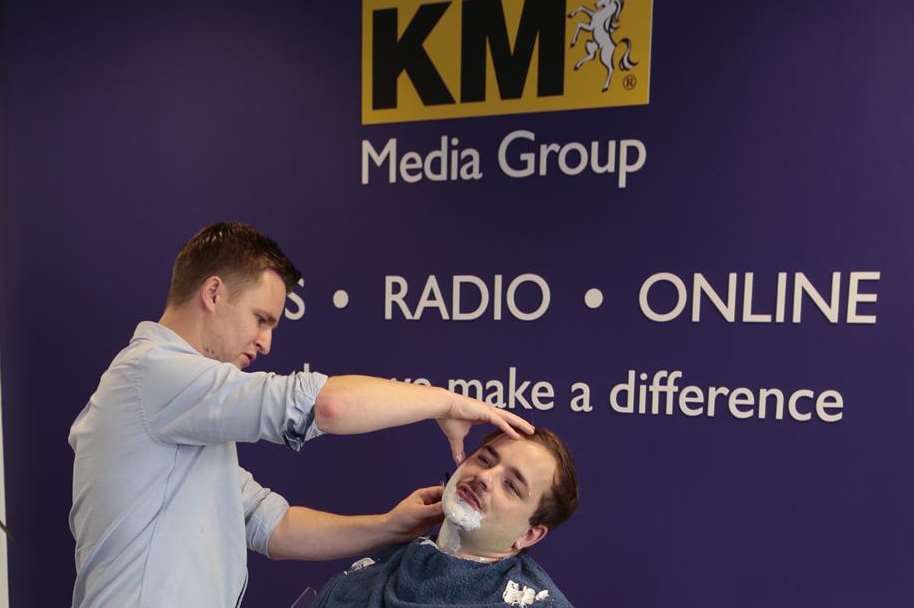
[
  {"x1": 135, "y1": 346, "x2": 328, "y2": 447},
  {"x1": 237, "y1": 467, "x2": 289, "y2": 557},
  {"x1": 280, "y1": 371, "x2": 327, "y2": 451}
]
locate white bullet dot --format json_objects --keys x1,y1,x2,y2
[
  {"x1": 584, "y1": 288, "x2": 604, "y2": 309},
  {"x1": 333, "y1": 290, "x2": 349, "y2": 309}
]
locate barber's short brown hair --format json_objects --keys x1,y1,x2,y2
[
  {"x1": 479, "y1": 427, "x2": 579, "y2": 530},
  {"x1": 166, "y1": 223, "x2": 301, "y2": 307}
]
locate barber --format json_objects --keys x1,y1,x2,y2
[{"x1": 68, "y1": 223, "x2": 534, "y2": 607}]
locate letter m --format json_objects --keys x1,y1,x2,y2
[
  {"x1": 448, "y1": 378, "x2": 484, "y2": 400},
  {"x1": 460, "y1": 0, "x2": 565, "y2": 102},
  {"x1": 372, "y1": 2, "x2": 456, "y2": 109}
]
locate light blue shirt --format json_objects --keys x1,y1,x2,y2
[{"x1": 68, "y1": 321, "x2": 327, "y2": 607}]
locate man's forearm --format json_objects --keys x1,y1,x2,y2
[
  {"x1": 313, "y1": 375, "x2": 452, "y2": 435},
  {"x1": 267, "y1": 506, "x2": 400, "y2": 561}
]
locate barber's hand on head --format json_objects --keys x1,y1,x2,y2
[
  {"x1": 384, "y1": 486, "x2": 444, "y2": 542},
  {"x1": 436, "y1": 395, "x2": 535, "y2": 465}
]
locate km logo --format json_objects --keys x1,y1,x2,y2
[{"x1": 362, "y1": 0, "x2": 652, "y2": 125}]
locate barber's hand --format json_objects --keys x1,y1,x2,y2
[
  {"x1": 383, "y1": 486, "x2": 444, "y2": 543},
  {"x1": 437, "y1": 395, "x2": 535, "y2": 465}
]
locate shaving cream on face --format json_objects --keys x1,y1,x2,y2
[
  {"x1": 442, "y1": 474, "x2": 482, "y2": 530},
  {"x1": 437, "y1": 520, "x2": 463, "y2": 554},
  {"x1": 438, "y1": 474, "x2": 483, "y2": 555}
]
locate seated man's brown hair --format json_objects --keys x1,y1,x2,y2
[{"x1": 478, "y1": 427, "x2": 579, "y2": 530}]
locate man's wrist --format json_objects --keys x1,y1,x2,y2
[
  {"x1": 431, "y1": 386, "x2": 455, "y2": 419},
  {"x1": 377, "y1": 511, "x2": 408, "y2": 543}
]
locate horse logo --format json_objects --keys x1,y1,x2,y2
[{"x1": 569, "y1": 0, "x2": 638, "y2": 91}]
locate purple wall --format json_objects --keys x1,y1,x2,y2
[{"x1": 3, "y1": 1, "x2": 913, "y2": 606}]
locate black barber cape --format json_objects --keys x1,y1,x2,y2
[{"x1": 312, "y1": 538, "x2": 573, "y2": 607}]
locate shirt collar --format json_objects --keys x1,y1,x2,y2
[{"x1": 132, "y1": 321, "x2": 200, "y2": 354}]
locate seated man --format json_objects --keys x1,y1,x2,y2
[{"x1": 310, "y1": 427, "x2": 578, "y2": 607}]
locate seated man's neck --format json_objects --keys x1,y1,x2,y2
[{"x1": 435, "y1": 520, "x2": 516, "y2": 563}]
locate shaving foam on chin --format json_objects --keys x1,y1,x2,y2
[
  {"x1": 438, "y1": 475, "x2": 483, "y2": 555},
  {"x1": 442, "y1": 474, "x2": 482, "y2": 530}
]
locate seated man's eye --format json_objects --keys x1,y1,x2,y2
[{"x1": 505, "y1": 480, "x2": 520, "y2": 496}]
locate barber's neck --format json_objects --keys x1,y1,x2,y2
[
  {"x1": 159, "y1": 307, "x2": 206, "y2": 356},
  {"x1": 435, "y1": 521, "x2": 517, "y2": 563}
]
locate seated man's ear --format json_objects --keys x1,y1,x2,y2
[{"x1": 513, "y1": 524, "x2": 548, "y2": 552}]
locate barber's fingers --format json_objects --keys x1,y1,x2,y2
[
  {"x1": 500, "y1": 408, "x2": 535, "y2": 435},
  {"x1": 413, "y1": 485, "x2": 444, "y2": 505},
  {"x1": 456, "y1": 398, "x2": 534, "y2": 438},
  {"x1": 419, "y1": 501, "x2": 444, "y2": 518},
  {"x1": 436, "y1": 418, "x2": 469, "y2": 464},
  {"x1": 407, "y1": 498, "x2": 444, "y2": 521},
  {"x1": 486, "y1": 407, "x2": 535, "y2": 440},
  {"x1": 448, "y1": 436, "x2": 466, "y2": 465}
]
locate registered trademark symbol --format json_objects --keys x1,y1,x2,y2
[{"x1": 622, "y1": 74, "x2": 637, "y2": 90}]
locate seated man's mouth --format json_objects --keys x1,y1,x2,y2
[{"x1": 457, "y1": 485, "x2": 482, "y2": 511}]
